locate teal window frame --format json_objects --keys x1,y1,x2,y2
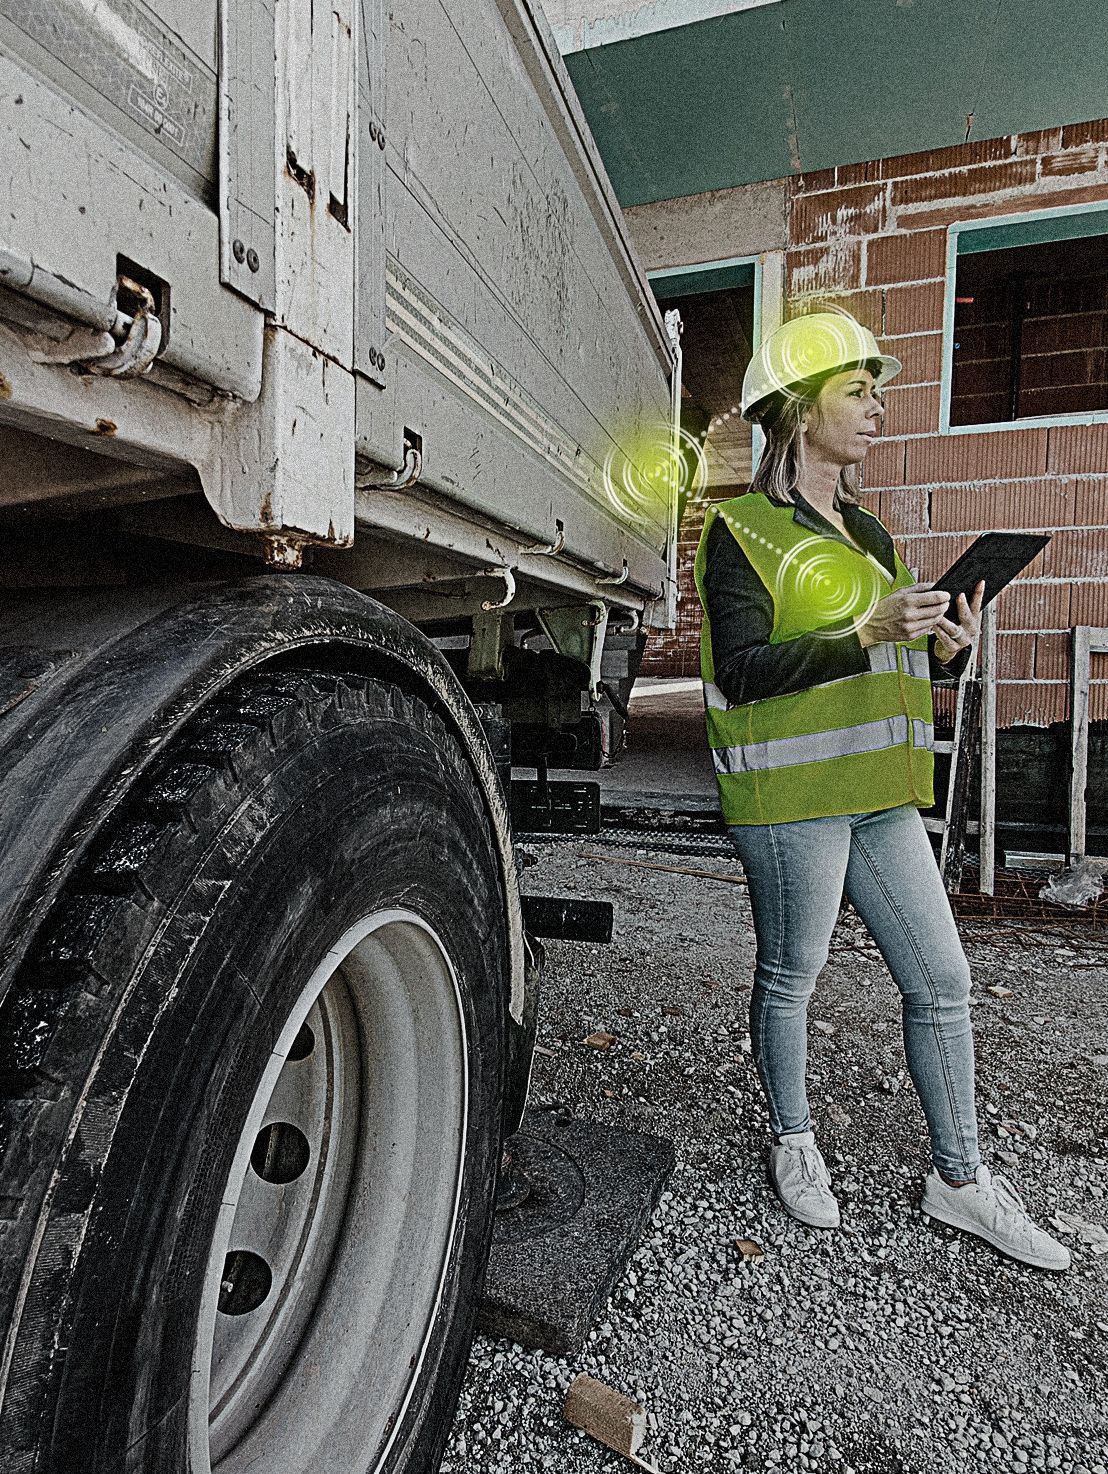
[{"x1": 941, "y1": 202, "x2": 1108, "y2": 435}]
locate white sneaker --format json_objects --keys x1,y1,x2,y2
[
  {"x1": 922, "y1": 1165, "x2": 1070, "y2": 1271},
  {"x1": 768, "y1": 1131, "x2": 840, "y2": 1229}
]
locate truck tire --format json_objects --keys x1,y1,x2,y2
[{"x1": 0, "y1": 669, "x2": 507, "y2": 1474}]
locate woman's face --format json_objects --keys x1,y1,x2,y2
[{"x1": 803, "y1": 367, "x2": 885, "y2": 468}]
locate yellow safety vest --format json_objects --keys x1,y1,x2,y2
[{"x1": 694, "y1": 493, "x2": 935, "y2": 825}]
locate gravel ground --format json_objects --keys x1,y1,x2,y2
[{"x1": 443, "y1": 840, "x2": 1108, "y2": 1474}]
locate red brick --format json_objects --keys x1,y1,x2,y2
[
  {"x1": 899, "y1": 532, "x2": 974, "y2": 581},
  {"x1": 884, "y1": 280, "x2": 946, "y2": 336},
  {"x1": 949, "y1": 392, "x2": 1012, "y2": 428},
  {"x1": 882, "y1": 382, "x2": 941, "y2": 436},
  {"x1": 836, "y1": 161, "x2": 874, "y2": 187},
  {"x1": 1001, "y1": 580, "x2": 1072, "y2": 629},
  {"x1": 905, "y1": 429, "x2": 1048, "y2": 485},
  {"x1": 933, "y1": 686, "x2": 958, "y2": 726},
  {"x1": 865, "y1": 229, "x2": 947, "y2": 286},
  {"x1": 954, "y1": 320, "x2": 1014, "y2": 361},
  {"x1": 1021, "y1": 313, "x2": 1106, "y2": 355},
  {"x1": 997, "y1": 633, "x2": 1036, "y2": 680},
  {"x1": 894, "y1": 535, "x2": 928, "y2": 577},
  {"x1": 787, "y1": 241, "x2": 863, "y2": 294},
  {"x1": 1061, "y1": 119, "x2": 1108, "y2": 148},
  {"x1": 890, "y1": 159, "x2": 1037, "y2": 209},
  {"x1": 951, "y1": 356, "x2": 1010, "y2": 401},
  {"x1": 1015, "y1": 128, "x2": 1064, "y2": 158},
  {"x1": 873, "y1": 486, "x2": 929, "y2": 535},
  {"x1": 878, "y1": 136, "x2": 1015, "y2": 180},
  {"x1": 786, "y1": 289, "x2": 884, "y2": 336},
  {"x1": 1090, "y1": 682, "x2": 1108, "y2": 721},
  {"x1": 929, "y1": 479, "x2": 1077, "y2": 533},
  {"x1": 996, "y1": 681, "x2": 1068, "y2": 726},
  {"x1": 1070, "y1": 580, "x2": 1108, "y2": 625},
  {"x1": 1040, "y1": 527, "x2": 1108, "y2": 578},
  {"x1": 1034, "y1": 632, "x2": 1071, "y2": 679},
  {"x1": 860, "y1": 436, "x2": 906, "y2": 489},
  {"x1": 1028, "y1": 274, "x2": 1108, "y2": 316},
  {"x1": 1021, "y1": 386, "x2": 1108, "y2": 418},
  {"x1": 1021, "y1": 348, "x2": 1107, "y2": 392},
  {"x1": 1073, "y1": 478, "x2": 1108, "y2": 524},
  {"x1": 1046, "y1": 423, "x2": 1108, "y2": 474},
  {"x1": 796, "y1": 167, "x2": 837, "y2": 193},
  {"x1": 882, "y1": 332, "x2": 944, "y2": 386},
  {"x1": 905, "y1": 182, "x2": 1108, "y2": 231},
  {"x1": 1040, "y1": 147, "x2": 1103, "y2": 178},
  {"x1": 790, "y1": 183, "x2": 887, "y2": 245}
]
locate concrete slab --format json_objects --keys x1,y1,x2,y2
[{"x1": 479, "y1": 1111, "x2": 676, "y2": 1355}]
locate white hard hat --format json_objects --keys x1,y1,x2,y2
[{"x1": 741, "y1": 311, "x2": 901, "y2": 421}]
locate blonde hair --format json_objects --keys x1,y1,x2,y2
[{"x1": 748, "y1": 358, "x2": 883, "y2": 508}]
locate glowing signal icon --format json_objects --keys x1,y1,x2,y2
[
  {"x1": 774, "y1": 536, "x2": 886, "y2": 639},
  {"x1": 602, "y1": 423, "x2": 708, "y2": 527}
]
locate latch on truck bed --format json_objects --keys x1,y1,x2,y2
[{"x1": 28, "y1": 272, "x2": 163, "y2": 378}]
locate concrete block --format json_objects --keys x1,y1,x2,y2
[{"x1": 480, "y1": 1111, "x2": 675, "y2": 1355}]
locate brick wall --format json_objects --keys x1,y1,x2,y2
[
  {"x1": 640, "y1": 484, "x2": 745, "y2": 676},
  {"x1": 644, "y1": 122, "x2": 1108, "y2": 725}
]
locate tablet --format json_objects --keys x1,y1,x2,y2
[{"x1": 932, "y1": 531, "x2": 1051, "y2": 610}]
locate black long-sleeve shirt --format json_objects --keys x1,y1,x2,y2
[{"x1": 701, "y1": 494, "x2": 967, "y2": 706}]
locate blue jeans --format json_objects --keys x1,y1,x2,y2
[{"x1": 728, "y1": 804, "x2": 980, "y2": 1181}]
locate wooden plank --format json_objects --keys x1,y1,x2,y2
[
  {"x1": 1068, "y1": 626, "x2": 1108, "y2": 864},
  {"x1": 580, "y1": 850, "x2": 746, "y2": 886},
  {"x1": 979, "y1": 603, "x2": 998, "y2": 896},
  {"x1": 940, "y1": 672, "x2": 981, "y2": 894},
  {"x1": 936, "y1": 639, "x2": 979, "y2": 890}
]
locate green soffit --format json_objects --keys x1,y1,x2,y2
[{"x1": 562, "y1": 0, "x2": 1107, "y2": 207}]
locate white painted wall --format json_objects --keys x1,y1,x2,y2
[{"x1": 540, "y1": 0, "x2": 784, "y2": 53}]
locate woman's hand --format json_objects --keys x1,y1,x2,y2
[
  {"x1": 932, "y1": 580, "x2": 985, "y2": 664},
  {"x1": 856, "y1": 582, "x2": 952, "y2": 647}
]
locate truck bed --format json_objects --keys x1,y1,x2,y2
[{"x1": 0, "y1": 0, "x2": 677, "y2": 624}]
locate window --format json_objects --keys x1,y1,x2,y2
[{"x1": 947, "y1": 207, "x2": 1108, "y2": 429}]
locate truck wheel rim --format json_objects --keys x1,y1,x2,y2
[{"x1": 189, "y1": 910, "x2": 468, "y2": 1473}]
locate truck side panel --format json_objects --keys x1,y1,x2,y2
[{"x1": 356, "y1": 0, "x2": 673, "y2": 595}]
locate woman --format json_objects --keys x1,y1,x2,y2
[{"x1": 695, "y1": 310, "x2": 1067, "y2": 1271}]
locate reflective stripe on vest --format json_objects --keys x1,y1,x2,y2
[
  {"x1": 712, "y1": 714, "x2": 912, "y2": 775},
  {"x1": 869, "y1": 645, "x2": 930, "y2": 680},
  {"x1": 865, "y1": 642, "x2": 899, "y2": 674},
  {"x1": 903, "y1": 647, "x2": 931, "y2": 680},
  {"x1": 694, "y1": 493, "x2": 936, "y2": 824},
  {"x1": 912, "y1": 719, "x2": 935, "y2": 751}
]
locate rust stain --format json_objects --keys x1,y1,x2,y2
[
  {"x1": 92, "y1": 418, "x2": 117, "y2": 436},
  {"x1": 0, "y1": 372, "x2": 11, "y2": 400}
]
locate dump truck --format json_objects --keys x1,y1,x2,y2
[{"x1": 0, "y1": 2, "x2": 679, "y2": 1469}]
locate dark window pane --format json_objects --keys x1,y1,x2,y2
[{"x1": 950, "y1": 231, "x2": 1108, "y2": 426}]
